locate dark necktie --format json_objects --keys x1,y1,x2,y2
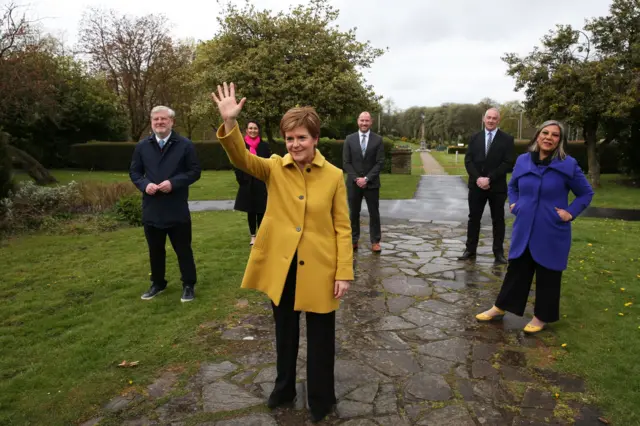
[{"x1": 486, "y1": 132, "x2": 493, "y2": 155}]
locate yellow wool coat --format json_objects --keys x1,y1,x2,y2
[{"x1": 217, "y1": 124, "x2": 354, "y2": 313}]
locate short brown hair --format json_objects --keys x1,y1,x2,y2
[{"x1": 280, "y1": 107, "x2": 321, "y2": 139}]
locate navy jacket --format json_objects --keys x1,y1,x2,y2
[
  {"x1": 129, "y1": 131, "x2": 201, "y2": 228},
  {"x1": 508, "y1": 153, "x2": 593, "y2": 270}
]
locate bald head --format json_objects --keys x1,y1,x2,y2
[
  {"x1": 483, "y1": 108, "x2": 500, "y2": 131},
  {"x1": 357, "y1": 111, "x2": 373, "y2": 132}
]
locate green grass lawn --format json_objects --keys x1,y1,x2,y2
[
  {"x1": 13, "y1": 168, "x2": 422, "y2": 201},
  {"x1": 429, "y1": 152, "x2": 640, "y2": 209},
  {"x1": 537, "y1": 218, "x2": 640, "y2": 426},
  {"x1": 411, "y1": 150, "x2": 424, "y2": 175},
  {"x1": 0, "y1": 211, "x2": 268, "y2": 425},
  {"x1": 429, "y1": 150, "x2": 467, "y2": 175},
  {"x1": 1, "y1": 211, "x2": 638, "y2": 424}
]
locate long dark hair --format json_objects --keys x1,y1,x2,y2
[
  {"x1": 528, "y1": 120, "x2": 568, "y2": 160},
  {"x1": 245, "y1": 120, "x2": 262, "y2": 139}
]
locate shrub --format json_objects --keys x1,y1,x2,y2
[
  {"x1": 75, "y1": 181, "x2": 138, "y2": 213},
  {"x1": 69, "y1": 138, "x2": 397, "y2": 173},
  {"x1": 447, "y1": 146, "x2": 467, "y2": 154},
  {"x1": 0, "y1": 180, "x2": 140, "y2": 234},
  {"x1": 114, "y1": 194, "x2": 143, "y2": 226}
]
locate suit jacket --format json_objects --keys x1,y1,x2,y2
[
  {"x1": 233, "y1": 140, "x2": 270, "y2": 214},
  {"x1": 129, "y1": 131, "x2": 201, "y2": 228},
  {"x1": 217, "y1": 123, "x2": 353, "y2": 314},
  {"x1": 342, "y1": 131, "x2": 385, "y2": 189},
  {"x1": 464, "y1": 129, "x2": 516, "y2": 193}
]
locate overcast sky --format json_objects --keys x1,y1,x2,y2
[{"x1": 28, "y1": 0, "x2": 612, "y2": 109}]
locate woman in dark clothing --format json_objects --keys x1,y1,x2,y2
[{"x1": 233, "y1": 120, "x2": 270, "y2": 245}]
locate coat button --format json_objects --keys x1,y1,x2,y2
[
  {"x1": 299, "y1": 195, "x2": 304, "y2": 200},
  {"x1": 296, "y1": 227, "x2": 301, "y2": 232},
  {"x1": 299, "y1": 260, "x2": 305, "y2": 265},
  {"x1": 306, "y1": 168, "x2": 311, "y2": 173}
]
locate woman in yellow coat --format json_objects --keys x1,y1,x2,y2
[{"x1": 212, "y1": 82, "x2": 353, "y2": 423}]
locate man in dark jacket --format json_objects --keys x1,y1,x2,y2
[
  {"x1": 343, "y1": 111, "x2": 385, "y2": 252},
  {"x1": 459, "y1": 108, "x2": 515, "y2": 264},
  {"x1": 130, "y1": 106, "x2": 202, "y2": 302}
]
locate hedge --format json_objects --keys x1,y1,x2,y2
[
  {"x1": 441, "y1": 141, "x2": 620, "y2": 173},
  {"x1": 69, "y1": 138, "x2": 396, "y2": 173}
]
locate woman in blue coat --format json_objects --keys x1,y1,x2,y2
[{"x1": 475, "y1": 120, "x2": 594, "y2": 333}]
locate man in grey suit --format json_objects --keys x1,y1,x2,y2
[{"x1": 343, "y1": 111, "x2": 385, "y2": 253}]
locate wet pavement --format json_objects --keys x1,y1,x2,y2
[
  {"x1": 190, "y1": 174, "x2": 640, "y2": 222},
  {"x1": 90, "y1": 220, "x2": 605, "y2": 426}
]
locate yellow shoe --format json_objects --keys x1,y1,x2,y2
[
  {"x1": 523, "y1": 322, "x2": 545, "y2": 334},
  {"x1": 475, "y1": 307, "x2": 505, "y2": 322}
]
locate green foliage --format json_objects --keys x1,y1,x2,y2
[
  {"x1": 69, "y1": 139, "x2": 396, "y2": 172},
  {"x1": 502, "y1": 0, "x2": 640, "y2": 185},
  {"x1": 194, "y1": 0, "x2": 384, "y2": 141},
  {"x1": 0, "y1": 180, "x2": 138, "y2": 234},
  {"x1": 0, "y1": 49, "x2": 128, "y2": 167},
  {"x1": 114, "y1": 194, "x2": 142, "y2": 226},
  {"x1": 447, "y1": 146, "x2": 467, "y2": 154}
]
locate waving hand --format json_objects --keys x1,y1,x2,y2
[{"x1": 211, "y1": 82, "x2": 247, "y2": 134}]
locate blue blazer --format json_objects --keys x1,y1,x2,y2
[{"x1": 508, "y1": 153, "x2": 594, "y2": 271}]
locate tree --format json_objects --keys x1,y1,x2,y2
[
  {"x1": 78, "y1": 9, "x2": 177, "y2": 140},
  {"x1": 503, "y1": 25, "x2": 613, "y2": 186},
  {"x1": 158, "y1": 40, "x2": 209, "y2": 139},
  {"x1": 195, "y1": 0, "x2": 384, "y2": 142},
  {"x1": 585, "y1": 0, "x2": 640, "y2": 176}
]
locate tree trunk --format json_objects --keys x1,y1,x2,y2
[
  {"x1": 0, "y1": 132, "x2": 14, "y2": 198},
  {"x1": 7, "y1": 145, "x2": 58, "y2": 185},
  {"x1": 264, "y1": 117, "x2": 275, "y2": 143},
  {"x1": 584, "y1": 124, "x2": 600, "y2": 188}
]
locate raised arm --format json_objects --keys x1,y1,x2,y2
[
  {"x1": 216, "y1": 124, "x2": 271, "y2": 182},
  {"x1": 212, "y1": 82, "x2": 271, "y2": 182}
]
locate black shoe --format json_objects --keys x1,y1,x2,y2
[
  {"x1": 310, "y1": 406, "x2": 332, "y2": 423},
  {"x1": 181, "y1": 286, "x2": 195, "y2": 302},
  {"x1": 141, "y1": 284, "x2": 165, "y2": 300},
  {"x1": 458, "y1": 250, "x2": 476, "y2": 261},
  {"x1": 267, "y1": 391, "x2": 295, "y2": 409},
  {"x1": 494, "y1": 253, "x2": 508, "y2": 264}
]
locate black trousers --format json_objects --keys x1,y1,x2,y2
[
  {"x1": 495, "y1": 247, "x2": 563, "y2": 323},
  {"x1": 465, "y1": 187, "x2": 507, "y2": 255},
  {"x1": 347, "y1": 183, "x2": 381, "y2": 244},
  {"x1": 271, "y1": 253, "x2": 337, "y2": 411},
  {"x1": 247, "y1": 212, "x2": 264, "y2": 235},
  {"x1": 143, "y1": 222, "x2": 197, "y2": 288}
]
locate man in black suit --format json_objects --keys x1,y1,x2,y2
[
  {"x1": 343, "y1": 111, "x2": 385, "y2": 253},
  {"x1": 130, "y1": 106, "x2": 202, "y2": 302},
  {"x1": 459, "y1": 108, "x2": 515, "y2": 264}
]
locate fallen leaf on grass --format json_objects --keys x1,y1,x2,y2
[
  {"x1": 598, "y1": 417, "x2": 610, "y2": 424},
  {"x1": 118, "y1": 360, "x2": 139, "y2": 368}
]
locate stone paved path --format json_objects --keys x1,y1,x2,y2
[
  {"x1": 90, "y1": 220, "x2": 604, "y2": 426},
  {"x1": 189, "y1": 174, "x2": 502, "y2": 223},
  {"x1": 419, "y1": 152, "x2": 445, "y2": 175}
]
